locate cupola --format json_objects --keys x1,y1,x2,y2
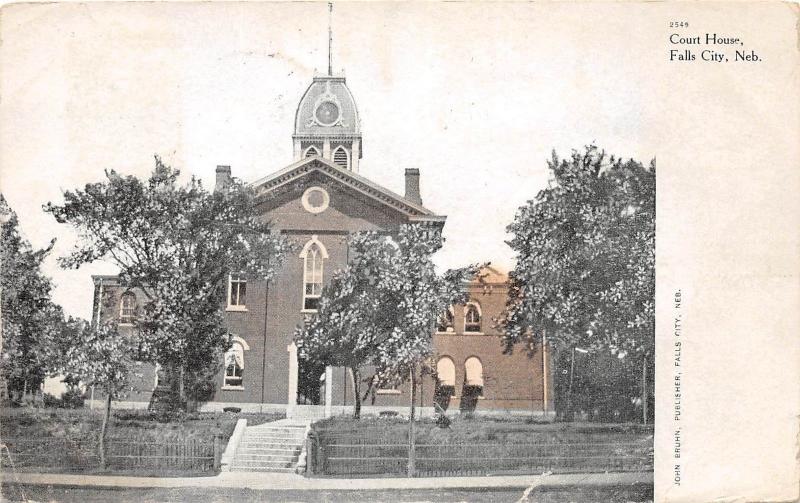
[{"x1": 292, "y1": 74, "x2": 362, "y2": 172}]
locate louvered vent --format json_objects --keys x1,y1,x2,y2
[
  {"x1": 305, "y1": 146, "x2": 320, "y2": 158},
  {"x1": 333, "y1": 147, "x2": 349, "y2": 169}
]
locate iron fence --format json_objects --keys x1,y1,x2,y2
[
  {"x1": 1, "y1": 434, "x2": 221, "y2": 473},
  {"x1": 308, "y1": 426, "x2": 653, "y2": 477}
]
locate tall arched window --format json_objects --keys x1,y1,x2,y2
[
  {"x1": 436, "y1": 357, "x2": 456, "y2": 387},
  {"x1": 332, "y1": 146, "x2": 349, "y2": 169},
  {"x1": 304, "y1": 146, "x2": 320, "y2": 158},
  {"x1": 300, "y1": 236, "x2": 328, "y2": 311},
  {"x1": 119, "y1": 292, "x2": 137, "y2": 325},
  {"x1": 464, "y1": 356, "x2": 484, "y2": 387},
  {"x1": 224, "y1": 341, "x2": 245, "y2": 388},
  {"x1": 464, "y1": 302, "x2": 482, "y2": 333}
]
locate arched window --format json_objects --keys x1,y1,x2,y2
[
  {"x1": 300, "y1": 236, "x2": 328, "y2": 311},
  {"x1": 332, "y1": 146, "x2": 349, "y2": 169},
  {"x1": 224, "y1": 341, "x2": 245, "y2": 388},
  {"x1": 436, "y1": 357, "x2": 456, "y2": 387},
  {"x1": 119, "y1": 292, "x2": 136, "y2": 325},
  {"x1": 464, "y1": 302, "x2": 482, "y2": 333},
  {"x1": 464, "y1": 357, "x2": 484, "y2": 387},
  {"x1": 436, "y1": 307, "x2": 455, "y2": 333},
  {"x1": 304, "y1": 146, "x2": 320, "y2": 158}
]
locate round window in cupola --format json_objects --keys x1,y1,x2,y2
[
  {"x1": 302, "y1": 186, "x2": 330, "y2": 214},
  {"x1": 314, "y1": 101, "x2": 340, "y2": 126}
]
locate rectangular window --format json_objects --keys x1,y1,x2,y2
[{"x1": 228, "y1": 275, "x2": 247, "y2": 310}]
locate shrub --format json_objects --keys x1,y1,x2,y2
[
  {"x1": 61, "y1": 387, "x2": 85, "y2": 408},
  {"x1": 42, "y1": 393, "x2": 60, "y2": 408}
]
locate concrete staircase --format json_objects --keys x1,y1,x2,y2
[{"x1": 231, "y1": 421, "x2": 307, "y2": 472}]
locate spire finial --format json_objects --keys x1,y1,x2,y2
[{"x1": 327, "y1": 2, "x2": 333, "y2": 76}]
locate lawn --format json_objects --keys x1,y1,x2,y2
[
  {"x1": 0, "y1": 407, "x2": 284, "y2": 475},
  {"x1": 313, "y1": 414, "x2": 653, "y2": 444},
  {"x1": 309, "y1": 415, "x2": 653, "y2": 478},
  {"x1": 1, "y1": 407, "x2": 282, "y2": 440}
]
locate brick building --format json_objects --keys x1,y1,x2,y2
[{"x1": 89, "y1": 71, "x2": 553, "y2": 418}]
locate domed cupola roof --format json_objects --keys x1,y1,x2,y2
[{"x1": 293, "y1": 74, "x2": 361, "y2": 138}]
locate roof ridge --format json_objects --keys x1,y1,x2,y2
[{"x1": 249, "y1": 157, "x2": 444, "y2": 220}]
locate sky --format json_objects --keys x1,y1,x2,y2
[{"x1": 1, "y1": 2, "x2": 657, "y2": 320}]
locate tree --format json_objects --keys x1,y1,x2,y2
[
  {"x1": 58, "y1": 319, "x2": 134, "y2": 468},
  {"x1": 293, "y1": 231, "x2": 393, "y2": 419},
  {"x1": 44, "y1": 157, "x2": 292, "y2": 409},
  {"x1": 499, "y1": 146, "x2": 655, "y2": 422},
  {"x1": 0, "y1": 194, "x2": 64, "y2": 400},
  {"x1": 294, "y1": 224, "x2": 480, "y2": 423}
]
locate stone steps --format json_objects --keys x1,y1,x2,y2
[
  {"x1": 231, "y1": 424, "x2": 307, "y2": 472},
  {"x1": 241, "y1": 434, "x2": 305, "y2": 441},
  {"x1": 235, "y1": 453, "x2": 299, "y2": 463},
  {"x1": 237, "y1": 445, "x2": 301, "y2": 452}
]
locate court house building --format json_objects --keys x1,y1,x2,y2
[{"x1": 90, "y1": 70, "x2": 552, "y2": 418}]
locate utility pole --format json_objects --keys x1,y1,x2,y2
[
  {"x1": 542, "y1": 330, "x2": 548, "y2": 418},
  {"x1": 642, "y1": 353, "x2": 648, "y2": 425},
  {"x1": 407, "y1": 366, "x2": 416, "y2": 477}
]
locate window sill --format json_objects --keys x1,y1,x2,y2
[
  {"x1": 300, "y1": 309, "x2": 319, "y2": 314},
  {"x1": 435, "y1": 330, "x2": 455, "y2": 335},
  {"x1": 119, "y1": 322, "x2": 135, "y2": 327},
  {"x1": 226, "y1": 306, "x2": 248, "y2": 312},
  {"x1": 376, "y1": 389, "x2": 401, "y2": 395},
  {"x1": 221, "y1": 385, "x2": 245, "y2": 391},
  {"x1": 463, "y1": 331, "x2": 484, "y2": 335}
]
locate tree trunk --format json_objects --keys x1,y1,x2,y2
[
  {"x1": 178, "y1": 364, "x2": 186, "y2": 411},
  {"x1": 642, "y1": 354, "x2": 648, "y2": 425},
  {"x1": 100, "y1": 392, "x2": 112, "y2": 469},
  {"x1": 407, "y1": 366, "x2": 416, "y2": 478},
  {"x1": 565, "y1": 347, "x2": 576, "y2": 422},
  {"x1": 351, "y1": 367, "x2": 362, "y2": 419},
  {"x1": 550, "y1": 345, "x2": 566, "y2": 421}
]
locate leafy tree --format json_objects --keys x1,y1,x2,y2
[
  {"x1": 57, "y1": 319, "x2": 134, "y2": 468},
  {"x1": 294, "y1": 225, "x2": 480, "y2": 421},
  {"x1": 499, "y1": 146, "x2": 655, "y2": 422},
  {"x1": 0, "y1": 195, "x2": 64, "y2": 399},
  {"x1": 293, "y1": 231, "x2": 389, "y2": 418},
  {"x1": 45, "y1": 157, "x2": 292, "y2": 409}
]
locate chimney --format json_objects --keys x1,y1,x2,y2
[
  {"x1": 215, "y1": 165, "x2": 231, "y2": 193},
  {"x1": 404, "y1": 168, "x2": 422, "y2": 205}
]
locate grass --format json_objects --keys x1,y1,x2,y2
[
  {"x1": 313, "y1": 414, "x2": 653, "y2": 445},
  {"x1": 309, "y1": 415, "x2": 653, "y2": 478},
  {"x1": 0, "y1": 407, "x2": 285, "y2": 476},
  {"x1": 1, "y1": 406, "x2": 284, "y2": 441}
]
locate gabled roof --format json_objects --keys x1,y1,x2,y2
[{"x1": 249, "y1": 156, "x2": 445, "y2": 224}]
